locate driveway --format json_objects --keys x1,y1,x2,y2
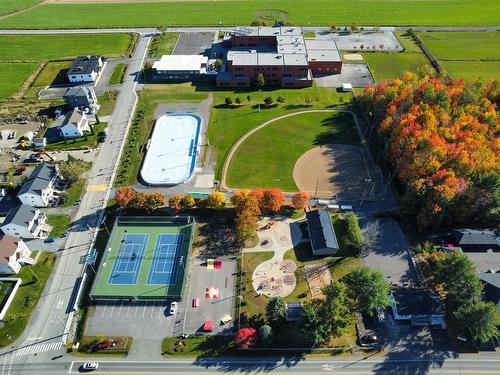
[{"x1": 173, "y1": 32, "x2": 214, "y2": 56}]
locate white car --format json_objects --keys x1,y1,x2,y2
[
  {"x1": 169, "y1": 302, "x2": 178, "y2": 315},
  {"x1": 81, "y1": 362, "x2": 98, "y2": 371}
]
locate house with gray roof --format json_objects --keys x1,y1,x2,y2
[
  {"x1": 17, "y1": 163, "x2": 61, "y2": 207},
  {"x1": 0, "y1": 204, "x2": 52, "y2": 239},
  {"x1": 453, "y1": 229, "x2": 500, "y2": 251},
  {"x1": 67, "y1": 55, "x2": 103, "y2": 83},
  {"x1": 59, "y1": 108, "x2": 90, "y2": 138},
  {"x1": 305, "y1": 209, "x2": 339, "y2": 256},
  {"x1": 478, "y1": 272, "x2": 500, "y2": 312},
  {"x1": 63, "y1": 86, "x2": 99, "y2": 113}
]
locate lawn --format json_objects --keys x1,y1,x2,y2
[
  {"x1": 162, "y1": 336, "x2": 234, "y2": 356},
  {"x1": 0, "y1": 62, "x2": 38, "y2": 99},
  {"x1": 303, "y1": 31, "x2": 316, "y2": 39},
  {"x1": 108, "y1": 64, "x2": 127, "y2": 85},
  {"x1": 98, "y1": 92, "x2": 118, "y2": 117},
  {"x1": 45, "y1": 122, "x2": 107, "y2": 151},
  {"x1": 227, "y1": 111, "x2": 359, "y2": 191},
  {"x1": 0, "y1": 0, "x2": 497, "y2": 28},
  {"x1": 0, "y1": 33, "x2": 133, "y2": 61},
  {"x1": 148, "y1": 32, "x2": 179, "y2": 57},
  {"x1": 47, "y1": 214, "x2": 71, "y2": 238},
  {"x1": 443, "y1": 61, "x2": 500, "y2": 81},
  {"x1": 26, "y1": 60, "x2": 72, "y2": 98},
  {"x1": 0, "y1": 252, "x2": 57, "y2": 348},
  {"x1": 59, "y1": 179, "x2": 85, "y2": 208},
  {"x1": 362, "y1": 52, "x2": 431, "y2": 82},
  {"x1": 0, "y1": 0, "x2": 39, "y2": 16}
]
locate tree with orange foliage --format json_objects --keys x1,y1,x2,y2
[
  {"x1": 292, "y1": 191, "x2": 311, "y2": 210},
  {"x1": 260, "y1": 188, "x2": 285, "y2": 214},
  {"x1": 230, "y1": 189, "x2": 251, "y2": 207},
  {"x1": 207, "y1": 192, "x2": 226, "y2": 209},
  {"x1": 143, "y1": 192, "x2": 165, "y2": 212},
  {"x1": 168, "y1": 195, "x2": 182, "y2": 211},
  {"x1": 115, "y1": 186, "x2": 135, "y2": 208}
]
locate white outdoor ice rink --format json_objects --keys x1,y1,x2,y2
[{"x1": 140, "y1": 113, "x2": 201, "y2": 185}]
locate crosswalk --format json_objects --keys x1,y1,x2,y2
[{"x1": 14, "y1": 341, "x2": 63, "y2": 357}]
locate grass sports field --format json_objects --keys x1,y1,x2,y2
[
  {"x1": 227, "y1": 111, "x2": 360, "y2": 191},
  {"x1": 0, "y1": 0, "x2": 498, "y2": 28},
  {"x1": 90, "y1": 217, "x2": 194, "y2": 300},
  {"x1": 418, "y1": 31, "x2": 500, "y2": 81},
  {"x1": 0, "y1": 62, "x2": 38, "y2": 98}
]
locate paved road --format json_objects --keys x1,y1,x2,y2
[{"x1": 0, "y1": 33, "x2": 151, "y2": 375}]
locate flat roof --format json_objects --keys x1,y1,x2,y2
[
  {"x1": 308, "y1": 49, "x2": 342, "y2": 62},
  {"x1": 141, "y1": 113, "x2": 201, "y2": 185},
  {"x1": 305, "y1": 39, "x2": 339, "y2": 51},
  {"x1": 153, "y1": 55, "x2": 208, "y2": 72},
  {"x1": 233, "y1": 26, "x2": 303, "y2": 37}
]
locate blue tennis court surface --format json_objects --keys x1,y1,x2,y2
[
  {"x1": 108, "y1": 233, "x2": 148, "y2": 285},
  {"x1": 147, "y1": 233, "x2": 184, "y2": 285}
]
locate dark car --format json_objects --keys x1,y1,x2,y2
[
  {"x1": 44, "y1": 237, "x2": 55, "y2": 243},
  {"x1": 362, "y1": 334, "x2": 378, "y2": 344}
]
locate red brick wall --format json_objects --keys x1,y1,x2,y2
[{"x1": 308, "y1": 61, "x2": 343, "y2": 74}]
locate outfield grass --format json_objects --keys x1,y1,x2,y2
[
  {"x1": 227, "y1": 111, "x2": 359, "y2": 191},
  {"x1": 109, "y1": 64, "x2": 127, "y2": 85},
  {"x1": 26, "y1": 60, "x2": 72, "y2": 98},
  {"x1": 418, "y1": 31, "x2": 500, "y2": 60},
  {"x1": 0, "y1": 0, "x2": 39, "y2": 16},
  {"x1": 0, "y1": 34, "x2": 133, "y2": 61},
  {"x1": 148, "y1": 32, "x2": 179, "y2": 58},
  {"x1": 45, "y1": 123, "x2": 107, "y2": 151},
  {"x1": 0, "y1": 0, "x2": 497, "y2": 29},
  {"x1": 47, "y1": 214, "x2": 71, "y2": 238},
  {"x1": 0, "y1": 62, "x2": 38, "y2": 99},
  {"x1": 0, "y1": 252, "x2": 57, "y2": 348}
]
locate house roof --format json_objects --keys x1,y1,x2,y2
[
  {"x1": 453, "y1": 229, "x2": 499, "y2": 247},
  {"x1": 18, "y1": 163, "x2": 58, "y2": 197},
  {"x1": 479, "y1": 272, "x2": 500, "y2": 310},
  {"x1": 305, "y1": 209, "x2": 339, "y2": 251},
  {"x1": 0, "y1": 235, "x2": 21, "y2": 262},
  {"x1": 67, "y1": 55, "x2": 101, "y2": 76},
  {"x1": 2, "y1": 204, "x2": 37, "y2": 227},
  {"x1": 60, "y1": 108, "x2": 86, "y2": 129},
  {"x1": 392, "y1": 288, "x2": 445, "y2": 316},
  {"x1": 63, "y1": 86, "x2": 92, "y2": 99},
  {"x1": 152, "y1": 55, "x2": 208, "y2": 72}
]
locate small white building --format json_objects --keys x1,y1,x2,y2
[
  {"x1": 67, "y1": 56, "x2": 103, "y2": 83},
  {"x1": 17, "y1": 163, "x2": 61, "y2": 207},
  {"x1": 59, "y1": 108, "x2": 90, "y2": 138},
  {"x1": 0, "y1": 204, "x2": 52, "y2": 239},
  {"x1": 342, "y1": 83, "x2": 353, "y2": 92},
  {"x1": 33, "y1": 137, "x2": 47, "y2": 148},
  {"x1": 0, "y1": 236, "x2": 34, "y2": 274},
  {"x1": 152, "y1": 55, "x2": 208, "y2": 81}
]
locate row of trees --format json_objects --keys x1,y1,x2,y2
[
  {"x1": 428, "y1": 251, "x2": 500, "y2": 343},
  {"x1": 224, "y1": 95, "x2": 285, "y2": 106},
  {"x1": 361, "y1": 73, "x2": 499, "y2": 229}
]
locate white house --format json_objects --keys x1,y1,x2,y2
[
  {"x1": 0, "y1": 236, "x2": 34, "y2": 274},
  {"x1": 67, "y1": 56, "x2": 103, "y2": 83},
  {"x1": 59, "y1": 108, "x2": 90, "y2": 138},
  {"x1": 0, "y1": 204, "x2": 52, "y2": 239},
  {"x1": 17, "y1": 163, "x2": 61, "y2": 207}
]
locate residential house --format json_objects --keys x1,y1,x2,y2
[
  {"x1": 63, "y1": 86, "x2": 99, "y2": 113},
  {"x1": 453, "y1": 229, "x2": 500, "y2": 251},
  {"x1": 391, "y1": 288, "x2": 447, "y2": 329},
  {"x1": 0, "y1": 236, "x2": 34, "y2": 274},
  {"x1": 305, "y1": 209, "x2": 339, "y2": 256},
  {"x1": 59, "y1": 108, "x2": 90, "y2": 138},
  {"x1": 478, "y1": 272, "x2": 500, "y2": 312},
  {"x1": 17, "y1": 163, "x2": 61, "y2": 207},
  {"x1": 0, "y1": 204, "x2": 52, "y2": 239},
  {"x1": 67, "y1": 55, "x2": 103, "y2": 83}
]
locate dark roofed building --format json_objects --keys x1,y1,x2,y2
[
  {"x1": 67, "y1": 55, "x2": 103, "y2": 83},
  {"x1": 453, "y1": 229, "x2": 499, "y2": 251},
  {"x1": 391, "y1": 288, "x2": 446, "y2": 329},
  {"x1": 286, "y1": 302, "x2": 303, "y2": 321},
  {"x1": 17, "y1": 163, "x2": 60, "y2": 207},
  {"x1": 63, "y1": 86, "x2": 99, "y2": 112},
  {"x1": 478, "y1": 272, "x2": 500, "y2": 311},
  {"x1": 305, "y1": 209, "x2": 339, "y2": 256}
]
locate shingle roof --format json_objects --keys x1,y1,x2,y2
[
  {"x1": 392, "y1": 288, "x2": 445, "y2": 316},
  {"x1": 453, "y1": 229, "x2": 499, "y2": 247},
  {"x1": 0, "y1": 235, "x2": 20, "y2": 262},
  {"x1": 478, "y1": 273, "x2": 500, "y2": 309},
  {"x1": 306, "y1": 209, "x2": 339, "y2": 252},
  {"x1": 67, "y1": 55, "x2": 101, "y2": 76},
  {"x1": 63, "y1": 86, "x2": 91, "y2": 98},
  {"x1": 18, "y1": 163, "x2": 57, "y2": 197},
  {"x1": 2, "y1": 204, "x2": 37, "y2": 227}
]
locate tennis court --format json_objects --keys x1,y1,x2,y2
[{"x1": 90, "y1": 216, "x2": 195, "y2": 301}]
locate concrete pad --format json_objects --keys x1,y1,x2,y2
[
  {"x1": 194, "y1": 174, "x2": 214, "y2": 188},
  {"x1": 343, "y1": 53, "x2": 363, "y2": 61}
]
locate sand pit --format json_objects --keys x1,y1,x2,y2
[
  {"x1": 343, "y1": 53, "x2": 364, "y2": 61},
  {"x1": 293, "y1": 144, "x2": 375, "y2": 200},
  {"x1": 252, "y1": 258, "x2": 297, "y2": 298},
  {"x1": 304, "y1": 264, "x2": 333, "y2": 300}
]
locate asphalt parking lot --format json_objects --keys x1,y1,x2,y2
[
  {"x1": 182, "y1": 256, "x2": 237, "y2": 334},
  {"x1": 173, "y1": 32, "x2": 215, "y2": 56},
  {"x1": 314, "y1": 63, "x2": 374, "y2": 87}
]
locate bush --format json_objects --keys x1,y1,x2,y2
[
  {"x1": 344, "y1": 212, "x2": 364, "y2": 246},
  {"x1": 235, "y1": 97, "x2": 242, "y2": 105},
  {"x1": 263, "y1": 96, "x2": 273, "y2": 105},
  {"x1": 277, "y1": 96, "x2": 285, "y2": 103},
  {"x1": 225, "y1": 97, "x2": 233, "y2": 105},
  {"x1": 258, "y1": 325, "x2": 274, "y2": 347}
]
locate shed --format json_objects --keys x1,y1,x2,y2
[
  {"x1": 305, "y1": 209, "x2": 339, "y2": 256},
  {"x1": 342, "y1": 83, "x2": 353, "y2": 92}
]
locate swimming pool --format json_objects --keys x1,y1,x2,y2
[{"x1": 140, "y1": 113, "x2": 201, "y2": 185}]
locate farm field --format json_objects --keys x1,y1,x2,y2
[
  {"x1": 0, "y1": 62, "x2": 38, "y2": 98},
  {"x1": 226, "y1": 111, "x2": 359, "y2": 191},
  {"x1": 0, "y1": 33, "x2": 133, "y2": 61},
  {"x1": 0, "y1": 0, "x2": 39, "y2": 16},
  {"x1": 0, "y1": 0, "x2": 497, "y2": 29}
]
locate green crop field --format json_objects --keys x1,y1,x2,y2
[
  {"x1": 0, "y1": 34, "x2": 133, "y2": 61},
  {"x1": 0, "y1": 0, "x2": 39, "y2": 16},
  {"x1": 0, "y1": 62, "x2": 38, "y2": 98},
  {"x1": 0, "y1": 0, "x2": 498, "y2": 29},
  {"x1": 227, "y1": 111, "x2": 359, "y2": 191}
]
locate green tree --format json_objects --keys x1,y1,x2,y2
[
  {"x1": 143, "y1": 192, "x2": 165, "y2": 212},
  {"x1": 277, "y1": 96, "x2": 285, "y2": 103},
  {"x1": 322, "y1": 282, "x2": 354, "y2": 336},
  {"x1": 263, "y1": 96, "x2": 273, "y2": 105},
  {"x1": 258, "y1": 325, "x2": 274, "y2": 348},
  {"x1": 256, "y1": 73, "x2": 266, "y2": 88},
  {"x1": 235, "y1": 97, "x2": 242, "y2": 105},
  {"x1": 58, "y1": 156, "x2": 90, "y2": 185},
  {"x1": 225, "y1": 97, "x2": 233, "y2": 105},
  {"x1": 247, "y1": 95, "x2": 252, "y2": 103},
  {"x1": 266, "y1": 297, "x2": 286, "y2": 327},
  {"x1": 344, "y1": 267, "x2": 392, "y2": 314},
  {"x1": 299, "y1": 301, "x2": 330, "y2": 346},
  {"x1": 455, "y1": 302, "x2": 500, "y2": 343},
  {"x1": 344, "y1": 212, "x2": 364, "y2": 247},
  {"x1": 214, "y1": 58, "x2": 223, "y2": 70}
]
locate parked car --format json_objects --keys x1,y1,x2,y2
[
  {"x1": 44, "y1": 237, "x2": 55, "y2": 243},
  {"x1": 192, "y1": 298, "x2": 199, "y2": 308},
  {"x1": 362, "y1": 334, "x2": 378, "y2": 345},
  {"x1": 80, "y1": 362, "x2": 98, "y2": 372},
  {"x1": 169, "y1": 302, "x2": 178, "y2": 315}
]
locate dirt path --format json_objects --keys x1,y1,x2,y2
[{"x1": 0, "y1": 1, "x2": 46, "y2": 21}]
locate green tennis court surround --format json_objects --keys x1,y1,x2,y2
[{"x1": 90, "y1": 216, "x2": 194, "y2": 301}]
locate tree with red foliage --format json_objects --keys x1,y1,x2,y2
[
  {"x1": 260, "y1": 188, "x2": 285, "y2": 214},
  {"x1": 235, "y1": 327, "x2": 258, "y2": 349},
  {"x1": 231, "y1": 189, "x2": 251, "y2": 207},
  {"x1": 115, "y1": 186, "x2": 135, "y2": 208},
  {"x1": 292, "y1": 191, "x2": 311, "y2": 210}
]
